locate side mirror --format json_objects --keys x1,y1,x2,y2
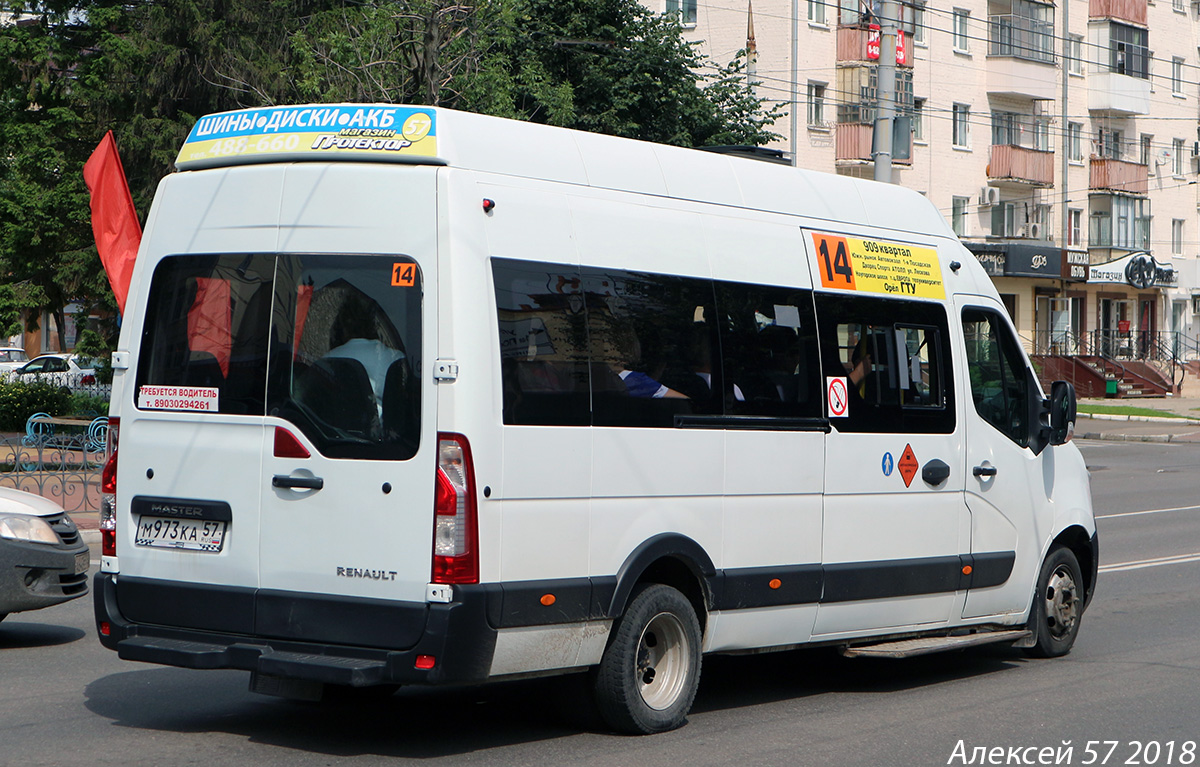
[{"x1": 1047, "y1": 380, "x2": 1077, "y2": 446}]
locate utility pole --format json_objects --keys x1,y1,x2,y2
[
  {"x1": 874, "y1": 0, "x2": 898, "y2": 183},
  {"x1": 1060, "y1": 0, "x2": 1070, "y2": 253}
]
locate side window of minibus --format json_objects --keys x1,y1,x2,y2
[
  {"x1": 961, "y1": 307, "x2": 1030, "y2": 447},
  {"x1": 813, "y1": 293, "x2": 955, "y2": 434},
  {"x1": 714, "y1": 281, "x2": 822, "y2": 419},
  {"x1": 491, "y1": 258, "x2": 591, "y2": 426},
  {"x1": 583, "y1": 268, "x2": 716, "y2": 428}
]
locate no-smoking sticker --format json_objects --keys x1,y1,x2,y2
[{"x1": 827, "y1": 377, "x2": 849, "y2": 418}]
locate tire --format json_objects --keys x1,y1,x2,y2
[
  {"x1": 593, "y1": 584, "x2": 702, "y2": 735},
  {"x1": 1024, "y1": 545, "x2": 1084, "y2": 658}
]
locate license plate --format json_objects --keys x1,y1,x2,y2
[
  {"x1": 74, "y1": 551, "x2": 89, "y2": 575},
  {"x1": 135, "y1": 516, "x2": 226, "y2": 552}
]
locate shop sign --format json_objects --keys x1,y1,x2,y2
[
  {"x1": 973, "y1": 251, "x2": 1006, "y2": 277},
  {"x1": 1065, "y1": 250, "x2": 1090, "y2": 282},
  {"x1": 1089, "y1": 252, "x2": 1176, "y2": 288},
  {"x1": 966, "y1": 243, "x2": 1067, "y2": 279}
]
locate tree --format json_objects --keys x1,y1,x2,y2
[
  {"x1": 0, "y1": 0, "x2": 783, "y2": 357},
  {"x1": 455, "y1": 0, "x2": 783, "y2": 147},
  {"x1": 287, "y1": 0, "x2": 783, "y2": 147},
  {"x1": 0, "y1": 5, "x2": 110, "y2": 349}
]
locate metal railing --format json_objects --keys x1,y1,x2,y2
[
  {"x1": 1031, "y1": 329, "x2": 1200, "y2": 392},
  {"x1": 0, "y1": 416, "x2": 107, "y2": 514},
  {"x1": 1032, "y1": 330, "x2": 1200, "y2": 361}
]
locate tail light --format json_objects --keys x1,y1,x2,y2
[
  {"x1": 432, "y1": 433, "x2": 478, "y2": 584},
  {"x1": 100, "y1": 417, "x2": 119, "y2": 557},
  {"x1": 82, "y1": 373, "x2": 96, "y2": 385}
]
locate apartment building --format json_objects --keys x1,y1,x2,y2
[{"x1": 655, "y1": 0, "x2": 1200, "y2": 363}]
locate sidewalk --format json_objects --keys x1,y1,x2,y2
[{"x1": 1075, "y1": 395, "x2": 1200, "y2": 444}]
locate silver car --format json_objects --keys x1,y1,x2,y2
[{"x1": 0, "y1": 488, "x2": 89, "y2": 623}]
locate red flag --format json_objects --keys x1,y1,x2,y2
[{"x1": 83, "y1": 131, "x2": 141, "y2": 314}]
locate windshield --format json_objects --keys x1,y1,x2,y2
[{"x1": 137, "y1": 253, "x2": 423, "y2": 460}]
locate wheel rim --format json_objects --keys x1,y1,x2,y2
[
  {"x1": 635, "y1": 611, "x2": 691, "y2": 711},
  {"x1": 1043, "y1": 564, "x2": 1080, "y2": 640}
]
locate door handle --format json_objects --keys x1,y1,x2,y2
[
  {"x1": 922, "y1": 458, "x2": 951, "y2": 485},
  {"x1": 272, "y1": 474, "x2": 324, "y2": 490},
  {"x1": 972, "y1": 465, "x2": 998, "y2": 478}
]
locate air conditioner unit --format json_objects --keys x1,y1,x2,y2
[
  {"x1": 979, "y1": 186, "x2": 1000, "y2": 206},
  {"x1": 1028, "y1": 222, "x2": 1043, "y2": 240}
]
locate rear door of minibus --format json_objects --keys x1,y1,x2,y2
[{"x1": 121, "y1": 164, "x2": 438, "y2": 642}]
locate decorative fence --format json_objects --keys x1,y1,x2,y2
[{"x1": 0, "y1": 415, "x2": 108, "y2": 514}]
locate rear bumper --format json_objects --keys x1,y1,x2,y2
[{"x1": 93, "y1": 573, "x2": 497, "y2": 686}]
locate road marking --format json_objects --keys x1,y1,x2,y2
[
  {"x1": 1098, "y1": 504, "x2": 1200, "y2": 520},
  {"x1": 1100, "y1": 552, "x2": 1200, "y2": 573}
]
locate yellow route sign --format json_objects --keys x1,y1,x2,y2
[{"x1": 810, "y1": 231, "x2": 944, "y2": 300}]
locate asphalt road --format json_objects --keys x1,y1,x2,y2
[{"x1": 2, "y1": 438, "x2": 1199, "y2": 767}]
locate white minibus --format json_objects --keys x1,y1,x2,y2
[{"x1": 95, "y1": 104, "x2": 1097, "y2": 734}]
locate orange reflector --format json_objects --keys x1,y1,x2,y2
[
  {"x1": 99, "y1": 621, "x2": 111, "y2": 637},
  {"x1": 768, "y1": 578, "x2": 782, "y2": 590},
  {"x1": 962, "y1": 565, "x2": 973, "y2": 575},
  {"x1": 415, "y1": 654, "x2": 436, "y2": 670},
  {"x1": 540, "y1": 594, "x2": 557, "y2": 606}
]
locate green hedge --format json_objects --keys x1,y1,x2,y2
[
  {"x1": 0, "y1": 380, "x2": 75, "y2": 431},
  {"x1": 69, "y1": 393, "x2": 111, "y2": 418}
]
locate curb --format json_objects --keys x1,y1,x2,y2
[
  {"x1": 1078, "y1": 431, "x2": 1175, "y2": 443},
  {"x1": 81, "y1": 529, "x2": 101, "y2": 544},
  {"x1": 1081, "y1": 413, "x2": 1200, "y2": 425}
]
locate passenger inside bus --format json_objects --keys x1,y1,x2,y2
[
  {"x1": 324, "y1": 294, "x2": 408, "y2": 408},
  {"x1": 608, "y1": 321, "x2": 688, "y2": 399}
]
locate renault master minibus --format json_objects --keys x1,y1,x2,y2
[{"x1": 95, "y1": 104, "x2": 1098, "y2": 734}]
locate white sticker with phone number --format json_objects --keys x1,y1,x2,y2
[{"x1": 138, "y1": 385, "x2": 219, "y2": 412}]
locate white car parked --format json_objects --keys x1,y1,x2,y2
[
  {"x1": 0, "y1": 347, "x2": 30, "y2": 379},
  {"x1": 10, "y1": 353, "x2": 106, "y2": 395}
]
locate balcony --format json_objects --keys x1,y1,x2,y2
[
  {"x1": 989, "y1": 145, "x2": 1054, "y2": 186},
  {"x1": 986, "y1": 15, "x2": 1057, "y2": 100},
  {"x1": 1088, "y1": 70, "x2": 1151, "y2": 115},
  {"x1": 1090, "y1": 157, "x2": 1147, "y2": 194},
  {"x1": 1089, "y1": 0, "x2": 1146, "y2": 25},
  {"x1": 986, "y1": 58, "x2": 1059, "y2": 100},
  {"x1": 835, "y1": 123, "x2": 913, "y2": 165},
  {"x1": 836, "y1": 25, "x2": 914, "y2": 66}
]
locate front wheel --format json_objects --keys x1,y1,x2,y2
[
  {"x1": 593, "y1": 584, "x2": 702, "y2": 734},
  {"x1": 1024, "y1": 545, "x2": 1084, "y2": 658}
]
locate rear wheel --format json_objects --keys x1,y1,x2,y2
[
  {"x1": 593, "y1": 584, "x2": 702, "y2": 734},
  {"x1": 1024, "y1": 545, "x2": 1083, "y2": 658}
]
